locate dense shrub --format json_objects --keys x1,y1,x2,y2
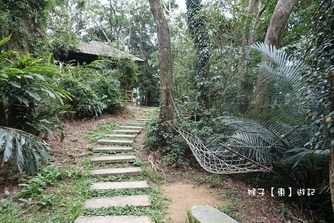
[
  {"x1": 90, "y1": 77, "x2": 124, "y2": 113},
  {"x1": 144, "y1": 117, "x2": 190, "y2": 166},
  {"x1": 59, "y1": 77, "x2": 106, "y2": 118},
  {"x1": 59, "y1": 61, "x2": 128, "y2": 119},
  {"x1": 115, "y1": 58, "x2": 138, "y2": 92}
]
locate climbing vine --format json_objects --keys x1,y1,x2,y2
[{"x1": 186, "y1": 0, "x2": 211, "y2": 111}]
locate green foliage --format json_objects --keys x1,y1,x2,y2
[
  {"x1": 17, "y1": 165, "x2": 88, "y2": 208},
  {"x1": 143, "y1": 117, "x2": 161, "y2": 151},
  {"x1": 0, "y1": 52, "x2": 71, "y2": 135},
  {"x1": 0, "y1": 36, "x2": 71, "y2": 174},
  {"x1": 275, "y1": 205, "x2": 292, "y2": 218},
  {"x1": 59, "y1": 76, "x2": 107, "y2": 118},
  {"x1": 305, "y1": 0, "x2": 334, "y2": 155},
  {"x1": 186, "y1": 0, "x2": 211, "y2": 109},
  {"x1": 185, "y1": 209, "x2": 197, "y2": 223},
  {"x1": 144, "y1": 117, "x2": 190, "y2": 166},
  {"x1": 216, "y1": 203, "x2": 239, "y2": 221},
  {"x1": 115, "y1": 58, "x2": 139, "y2": 92},
  {"x1": 215, "y1": 43, "x2": 332, "y2": 221},
  {"x1": 85, "y1": 120, "x2": 118, "y2": 143},
  {"x1": 59, "y1": 61, "x2": 126, "y2": 119},
  {"x1": 0, "y1": 127, "x2": 50, "y2": 175},
  {"x1": 0, "y1": 0, "x2": 51, "y2": 55},
  {"x1": 0, "y1": 198, "x2": 12, "y2": 212},
  {"x1": 90, "y1": 76, "x2": 123, "y2": 113},
  {"x1": 18, "y1": 165, "x2": 62, "y2": 199}
]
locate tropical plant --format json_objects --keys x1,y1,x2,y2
[
  {"x1": 0, "y1": 55, "x2": 70, "y2": 132},
  {"x1": 0, "y1": 37, "x2": 71, "y2": 135},
  {"x1": 210, "y1": 43, "x2": 331, "y2": 220},
  {"x1": 0, "y1": 35, "x2": 71, "y2": 174},
  {"x1": 0, "y1": 127, "x2": 50, "y2": 175},
  {"x1": 214, "y1": 42, "x2": 322, "y2": 169}
]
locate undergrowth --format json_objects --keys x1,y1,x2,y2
[
  {"x1": 85, "y1": 119, "x2": 118, "y2": 143},
  {"x1": 0, "y1": 113, "x2": 168, "y2": 223}
]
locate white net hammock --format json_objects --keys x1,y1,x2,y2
[{"x1": 168, "y1": 121, "x2": 272, "y2": 174}]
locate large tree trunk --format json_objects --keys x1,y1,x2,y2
[
  {"x1": 248, "y1": 0, "x2": 297, "y2": 116},
  {"x1": 148, "y1": 0, "x2": 174, "y2": 122}
]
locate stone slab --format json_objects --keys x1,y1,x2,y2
[
  {"x1": 111, "y1": 129, "x2": 141, "y2": 134},
  {"x1": 191, "y1": 205, "x2": 238, "y2": 223},
  {"x1": 90, "y1": 167, "x2": 142, "y2": 177},
  {"x1": 92, "y1": 147, "x2": 133, "y2": 153},
  {"x1": 90, "y1": 181, "x2": 149, "y2": 190},
  {"x1": 97, "y1": 139, "x2": 133, "y2": 146},
  {"x1": 136, "y1": 119, "x2": 150, "y2": 121},
  {"x1": 90, "y1": 155, "x2": 136, "y2": 163},
  {"x1": 129, "y1": 122, "x2": 146, "y2": 126},
  {"x1": 119, "y1": 126, "x2": 143, "y2": 130},
  {"x1": 84, "y1": 195, "x2": 151, "y2": 208},
  {"x1": 74, "y1": 216, "x2": 152, "y2": 223},
  {"x1": 105, "y1": 134, "x2": 137, "y2": 138}
]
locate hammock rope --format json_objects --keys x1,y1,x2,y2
[{"x1": 167, "y1": 120, "x2": 272, "y2": 174}]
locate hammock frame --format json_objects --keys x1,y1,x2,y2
[{"x1": 168, "y1": 120, "x2": 272, "y2": 174}]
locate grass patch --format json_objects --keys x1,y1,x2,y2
[
  {"x1": 85, "y1": 120, "x2": 118, "y2": 143},
  {"x1": 0, "y1": 166, "x2": 89, "y2": 223},
  {"x1": 90, "y1": 175, "x2": 145, "y2": 183}
]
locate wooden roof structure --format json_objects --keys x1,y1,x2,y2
[{"x1": 59, "y1": 41, "x2": 144, "y2": 64}]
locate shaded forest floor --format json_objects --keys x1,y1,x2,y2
[{"x1": 0, "y1": 106, "x2": 313, "y2": 222}]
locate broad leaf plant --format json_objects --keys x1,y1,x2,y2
[{"x1": 0, "y1": 35, "x2": 71, "y2": 175}]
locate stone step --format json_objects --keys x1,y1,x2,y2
[
  {"x1": 105, "y1": 134, "x2": 137, "y2": 138},
  {"x1": 96, "y1": 139, "x2": 133, "y2": 146},
  {"x1": 111, "y1": 129, "x2": 141, "y2": 134},
  {"x1": 90, "y1": 181, "x2": 149, "y2": 190},
  {"x1": 191, "y1": 205, "x2": 238, "y2": 223},
  {"x1": 129, "y1": 122, "x2": 146, "y2": 126},
  {"x1": 92, "y1": 146, "x2": 133, "y2": 153},
  {"x1": 119, "y1": 125, "x2": 143, "y2": 130},
  {"x1": 90, "y1": 155, "x2": 136, "y2": 164},
  {"x1": 84, "y1": 195, "x2": 151, "y2": 208},
  {"x1": 90, "y1": 167, "x2": 142, "y2": 177},
  {"x1": 74, "y1": 216, "x2": 153, "y2": 223},
  {"x1": 137, "y1": 118, "x2": 151, "y2": 121}
]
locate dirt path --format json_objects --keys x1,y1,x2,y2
[{"x1": 162, "y1": 183, "x2": 227, "y2": 222}]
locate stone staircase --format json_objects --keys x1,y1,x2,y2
[{"x1": 74, "y1": 118, "x2": 153, "y2": 223}]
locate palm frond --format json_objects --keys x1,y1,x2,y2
[
  {"x1": 214, "y1": 116, "x2": 310, "y2": 164},
  {"x1": 0, "y1": 127, "x2": 50, "y2": 175},
  {"x1": 251, "y1": 42, "x2": 313, "y2": 114}
]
